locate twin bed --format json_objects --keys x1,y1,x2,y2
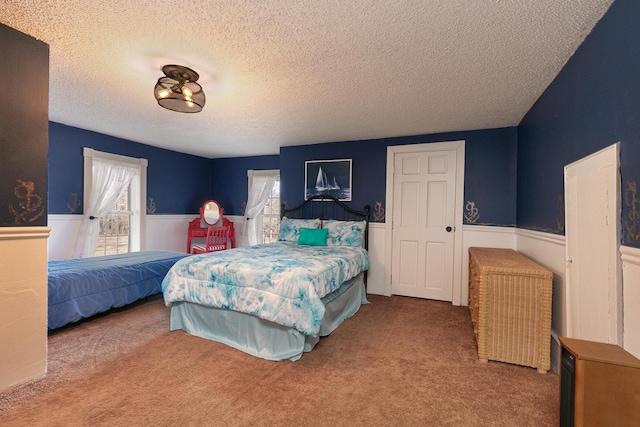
[
  {"x1": 48, "y1": 250, "x2": 189, "y2": 330},
  {"x1": 162, "y1": 196, "x2": 371, "y2": 360}
]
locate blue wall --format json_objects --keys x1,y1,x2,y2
[
  {"x1": 49, "y1": 122, "x2": 517, "y2": 229},
  {"x1": 0, "y1": 24, "x2": 49, "y2": 227},
  {"x1": 209, "y1": 155, "x2": 280, "y2": 216},
  {"x1": 280, "y1": 127, "x2": 518, "y2": 225},
  {"x1": 517, "y1": 0, "x2": 640, "y2": 247},
  {"x1": 49, "y1": 122, "x2": 212, "y2": 215}
]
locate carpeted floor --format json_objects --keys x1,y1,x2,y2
[{"x1": 0, "y1": 295, "x2": 559, "y2": 426}]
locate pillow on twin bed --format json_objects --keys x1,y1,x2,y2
[
  {"x1": 277, "y1": 217, "x2": 321, "y2": 242},
  {"x1": 298, "y1": 227, "x2": 328, "y2": 246},
  {"x1": 323, "y1": 220, "x2": 367, "y2": 247}
]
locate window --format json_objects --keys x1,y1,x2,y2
[
  {"x1": 247, "y1": 170, "x2": 280, "y2": 245},
  {"x1": 94, "y1": 189, "x2": 130, "y2": 256},
  {"x1": 81, "y1": 148, "x2": 147, "y2": 257},
  {"x1": 261, "y1": 177, "x2": 280, "y2": 244}
]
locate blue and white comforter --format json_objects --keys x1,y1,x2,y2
[{"x1": 161, "y1": 242, "x2": 369, "y2": 335}]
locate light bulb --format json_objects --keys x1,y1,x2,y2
[
  {"x1": 157, "y1": 88, "x2": 171, "y2": 98},
  {"x1": 181, "y1": 86, "x2": 193, "y2": 101}
]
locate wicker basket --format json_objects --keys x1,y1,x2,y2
[{"x1": 468, "y1": 247, "x2": 553, "y2": 373}]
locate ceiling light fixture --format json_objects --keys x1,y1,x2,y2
[{"x1": 154, "y1": 65, "x2": 205, "y2": 113}]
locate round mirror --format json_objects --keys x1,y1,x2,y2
[{"x1": 202, "y1": 200, "x2": 220, "y2": 225}]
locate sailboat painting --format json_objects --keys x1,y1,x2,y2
[{"x1": 305, "y1": 159, "x2": 352, "y2": 201}]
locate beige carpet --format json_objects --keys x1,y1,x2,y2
[{"x1": 0, "y1": 295, "x2": 559, "y2": 426}]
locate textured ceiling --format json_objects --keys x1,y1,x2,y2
[{"x1": 1, "y1": 0, "x2": 614, "y2": 158}]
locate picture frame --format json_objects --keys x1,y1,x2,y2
[{"x1": 305, "y1": 159, "x2": 352, "y2": 201}]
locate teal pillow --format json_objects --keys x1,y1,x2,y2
[{"x1": 298, "y1": 227, "x2": 328, "y2": 246}]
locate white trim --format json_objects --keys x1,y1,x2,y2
[
  {"x1": 384, "y1": 140, "x2": 465, "y2": 304},
  {"x1": 464, "y1": 224, "x2": 516, "y2": 235},
  {"x1": 248, "y1": 169, "x2": 279, "y2": 178},
  {"x1": 47, "y1": 214, "x2": 80, "y2": 220},
  {"x1": 83, "y1": 147, "x2": 148, "y2": 167},
  {"x1": 620, "y1": 245, "x2": 640, "y2": 265},
  {"x1": 0, "y1": 227, "x2": 51, "y2": 240},
  {"x1": 146, "y1": 214, "x2": 194, "y2": 221},
  {"x1": 515, "y1": 227, "x2": 566, "y2": 246}
]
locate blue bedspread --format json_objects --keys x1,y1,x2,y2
[
  {"x1": 162, "y1": 242, "x2": 369, "y2": 336},
  {"x1": 48, "y1": 250, "x2": 189, "y2": 330}
]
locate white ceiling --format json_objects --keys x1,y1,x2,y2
[{"x1": 1, "y1": 0, "x2": 613, "y2": 159}]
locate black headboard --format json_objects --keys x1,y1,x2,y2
[{"x1": 280, "y1": 196, "x2": 370, "y2": 251}]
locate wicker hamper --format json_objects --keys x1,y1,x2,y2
[{"x1": 468, "y1": 247, "x2": 553, "y2": 373}]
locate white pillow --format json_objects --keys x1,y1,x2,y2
[{"x1": 277, "y1": 217, "x2": 321, "y2": 242}]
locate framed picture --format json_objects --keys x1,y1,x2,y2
[{"x1": 305, "y1": 159, "x2": 352, "y2": 201}]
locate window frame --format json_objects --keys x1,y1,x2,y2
[{"x1": 82, "y1": 147, "x2": 147, "y2": 254}]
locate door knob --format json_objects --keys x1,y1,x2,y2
[{"x1": 446, "y1": 226, "x2": 452, "y2": 232}]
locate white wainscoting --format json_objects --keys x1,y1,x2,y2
[
  {"x1": 620, "y1": 245, "x2": 640, "y2": 359},
  {"x1": 48, "y1": 214, "x2": 196, "y2": 260},
  {"x1": 515, "y1": 228, "x2": 566, "y2": 373},
  {"x1": 225, "y1": 215, "x2": 245, "y2": 248},
  {"x1": 146, "y1": 215, "x2": 195, "y2": 253},
  {"x1": 48, "y1": 214, "x2": 245, "y2": 259},
  {"x1": 47, "y1": 215, "x2": 82, "y2": 261},
  {"x1": 0, "y1": 227, "x2": 50, "y2": 392},
  {"x1": 366, "y1": 222, "x2": 386, "y2": 295},
  {"x1": 48, "y1": 214, "x2": 197, "y2": 260},
  {"x1": 461, "y1": 225, "x2": 517, "y2": 305}
]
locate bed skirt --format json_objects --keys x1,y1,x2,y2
[{"x1": 169, "y1": 273, "x2": 368, "y2": 361}]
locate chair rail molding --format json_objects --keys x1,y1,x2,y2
[
  {"x1": 516, "y1": 227, "x2": 566, "y2": 246},
  {"x1": 620, "y1": 244, "x2": 640, "y2": 265},
  {"x1": 0, "y1": 226, "x2": 51, "y2": 240}
]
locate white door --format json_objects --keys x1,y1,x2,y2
[
  {"x1": 391, "y1": 150, "x2": 457, "y2": 300},
  {"x1": 565, "y1": 143, "x2": 621, "y2": 344}
]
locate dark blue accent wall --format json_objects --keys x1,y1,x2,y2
[
  {"x1": 517, "y1": 0, "x2": 640, "y2": 247},
  {"x1": 209, "y1": 155, "x2": 280, "y2": 216},
  {"x1": 49, "y1": 119, "x2": 517, "y2": 228},
  {"x1": 1, "y1": 24, "x2": 49, "y2": 227},
  {"x1": 280, "y1": 127, "x2": 517, "y2": 225},
  {"x1": 49, "y1": 122, "x2": 212, "y2": 215},
  {"x1": 280, "y1": 139, "x2": 386, "y2": 218}
]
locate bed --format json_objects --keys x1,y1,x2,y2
[
  {"x1": 162, "y1": 196, "x2": 370, "y2": 361},
  {"x1": 48, "y1": 250, "x2": 189, "y2": 330}
]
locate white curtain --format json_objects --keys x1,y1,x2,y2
[
  {"x1": 73, "y1": 159, "x2": 138, "y2": 258},
  {"x1": 242, "y1": 174, "x2": 276, "y2": 247}
]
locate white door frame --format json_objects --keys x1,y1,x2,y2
[{"x1": 384, "y1": 140, "x2": 465, "y2": 304}]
